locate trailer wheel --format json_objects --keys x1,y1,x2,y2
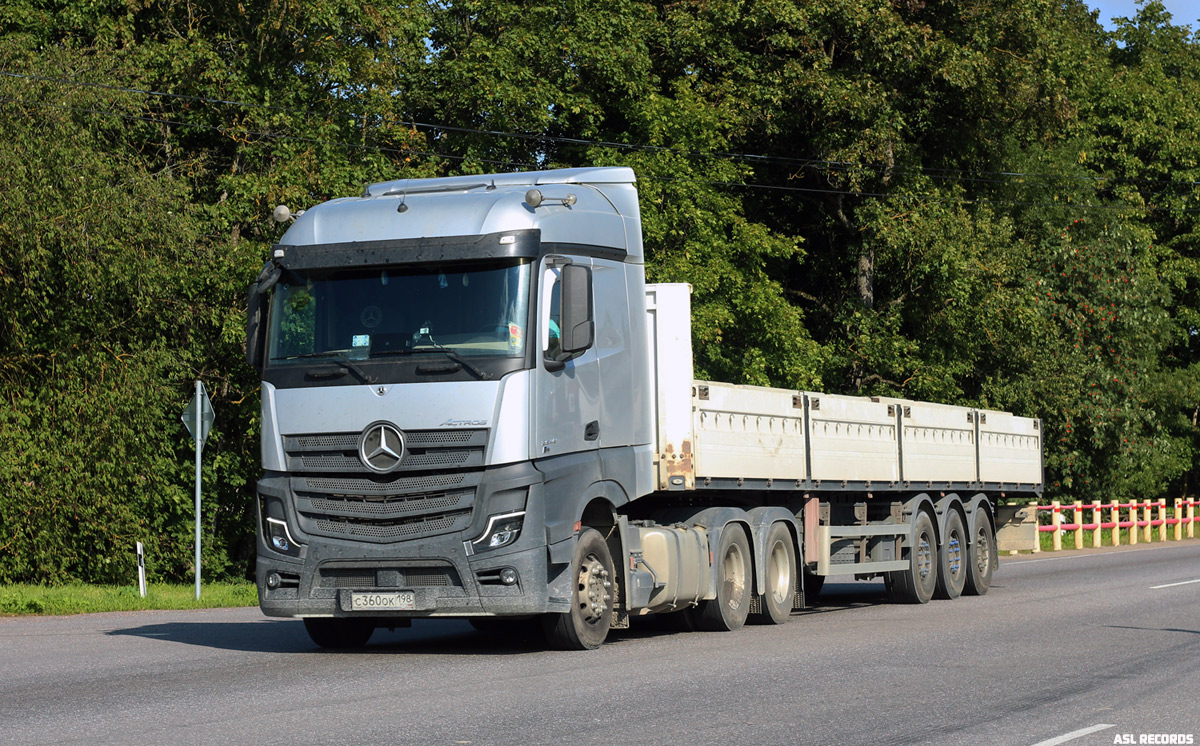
[
  {"x1": 303, "y1": 617, "x2": 375, "y2": 649},
  {"x1": 886, "y1": 511, "x2": 938, "y2": 604},
  {"x1": 934, "y1": 511, "x2": 967, "y2": 600},
  {"x1": 752, "y1": 522, "x2": 795, "y2": 624},
  {"x1": 694, "y1": 524, "x2": 752, "y2": 631},
  {"x1": 964, "y1": 509, "x2": 995, "y2": 596},
  {"x1": 542, "y1": 528, "x2": 614, "y2": 650}
]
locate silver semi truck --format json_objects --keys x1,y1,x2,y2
[{"x1": 245, "y1": 167, "x2": 1043, "y2": 650}]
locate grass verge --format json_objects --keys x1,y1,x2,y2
[
  {"x1": 1038, "y1": 525, "x2": 1196, "y2": 552},
  {"x1": 0, "y1": 583, "x2": 257, "y2": 616}
]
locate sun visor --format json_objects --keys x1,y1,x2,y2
[{"x1": 274, "y1": 229, "x2": 542, "y2": 271}]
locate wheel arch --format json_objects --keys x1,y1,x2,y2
[{"x1": 746, "y1": 506, "x2": 800, "y2": 598}]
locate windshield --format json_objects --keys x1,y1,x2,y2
[{"x1": 267, "y1": 259, "x2": 532, "y2": 371}]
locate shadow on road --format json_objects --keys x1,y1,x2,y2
[
  {"x1": 105, "y1": 618, "x2": 551, "y2": 656},
  {"x1": 101, "y1": 579, "x2": 915, "y2": 655},
  {"x1": 1105, "y1": 624, "x2": 1200, "y2": 636}
]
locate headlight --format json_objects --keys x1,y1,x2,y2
[
  {"x1": 465, "y1": 512, "x2": 525, "y2": 555},
  {"x1": 260, "y1": 496, "x2": 305, "y2": 558}
]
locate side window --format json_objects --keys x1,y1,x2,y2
[
  {"x1": 544, "y1": 268, "x2": 563, "y2": 361},
  {"x1": 541, "y1": 261, "x2": 587, "y2": 365}
]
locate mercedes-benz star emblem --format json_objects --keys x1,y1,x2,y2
[{"x1": 358, "y1": 422, "x2": 405, "y2": 473}]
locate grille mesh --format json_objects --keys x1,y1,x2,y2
[
  {"x1": 311, "y1": 511, "x2": 468, "y2": 539},
  {"x1": 304, "y1": 473, "x2": 468, "y2": 494}
]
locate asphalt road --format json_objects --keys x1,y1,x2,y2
[{"x1": 2, "y1": 542, "x2": 1199, "y2": 746}]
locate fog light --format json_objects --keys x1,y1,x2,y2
[
  {"x1": 271, "y1": 535, "x2": 290, "y2": 552},
  {"x1": 500, "y1": 568, "x2": 518, "y2": 586},
  {"x1": 266, "y1": 572, "x2": 282, "y2": 589}
]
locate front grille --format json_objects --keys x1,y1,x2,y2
[
  {"x1": 282, "y1": 428, "x2": 488, "y2": 474},
  {"x1": 282, "y1": 428, "x2": 488, "y2": 543}
]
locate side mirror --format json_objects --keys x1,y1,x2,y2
[
  {"x1": 245, "y1": 283, "x2": 267, "y2": 374},
  {"x1": 245, "y1": 264, "x2": 280, "y2": 374},
  {"x1": 559, "y1": 264, "x2": 594, "y2": 355}
]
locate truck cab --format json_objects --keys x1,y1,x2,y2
[{"x1": 247, "y1": 168, "x2": 656, "y2": 648}]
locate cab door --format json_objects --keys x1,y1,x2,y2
[{"x1": 532, "y1": 255, "x2": 600, "y2": 460}]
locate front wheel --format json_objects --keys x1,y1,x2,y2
[
  {"x1": 303, "y1": 617, "x2": 375, "y2": 649},
  {"x1": 542, "y1": 528, "x2": 615, "y2": 650},
  {"x1": 693, "y1": 524, "x2": 752, "y2": 631}
]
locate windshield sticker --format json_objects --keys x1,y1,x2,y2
[
  {"x1": 509, "y1": 323, "x2": 524, "y2": 350},
  {"x1": 360, "y1": 305, "x2": 382, "y2": 328},
  {"x1": 352, "y1": 334, "x2": 370, "y2": 348}
]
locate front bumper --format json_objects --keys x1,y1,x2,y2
[{"x1": 255, "y1": 462, "x2": 569, "y2": 619}]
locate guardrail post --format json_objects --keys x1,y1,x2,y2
[
  {"x1": 1092, "y1": 500, "x2": 1101, "y2": 548},
  {"x1": 1129, "y1": 502, "x2": 1137, "y2": 545},
  {"x1": 1052, "y1": 500, "x2": 1062, "y2": 551},
  {"x1": 1143, "y1": 500, "x2": 1152, "y2": 543},
  {"x1": 1158, "y1": 500, "x2": 1167, "y2": 542},
  {"x1": 1073, "y1": 500, "x2": 1083, "y2": 549},
  {"x1": 1110, "y1": 502, "x2": 1120, "y2": 547},
  {"x1": 1174, "y1": 498, "x2": 1183, "y2": 541},
  {"x1": 1189, "y1": 499, "x2": 1195, "y2": 539}
]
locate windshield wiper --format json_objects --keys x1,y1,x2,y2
[
  {"x1": 387, "y1": 332, "x2": 490, "y2": 380},
  {"x1": 419, "y1": 347, "x2": 490, "y2": 380},
  {"x1": 273, "y1": 350, "x2": 377, "y2": 385}
]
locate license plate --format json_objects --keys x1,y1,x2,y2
[{"x1": 349, "y1": 591, "x2": 415, "y2": 611}]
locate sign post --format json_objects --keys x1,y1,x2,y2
[{"x1": 181, "y1": 381, "x2": 215, "y2": 600}]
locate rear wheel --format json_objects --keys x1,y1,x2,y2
[
  {"x1": 542, "y1": 528, "x2": 614, "y2": 650},
  {"x1": 886, "y1": 511, "x2": 938, "y2": 604},
  {"x1": 693, "y1": 524, "x2": 752, "y2": 631},
  {"x1": 964, "y1": 509, "x2": 995, "y2": 596},
  {"x1": 934, "y1": 511, "x2": 967, "y2": 600},
  {"x1": 303, "y1": 617, "x2": 375, "y2": 649},
  {"x1": 752, "y1": 522, "x2": 795, "y2": 625}
]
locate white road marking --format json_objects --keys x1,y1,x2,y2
[
  {"x1": 1006, "y1": 543, "x2": 1200, "y2": 566},
  {"x1": 1030, "y1": 723, "x2": 1116, "y2": 746},
  {"x1": 1150, "y1": 578, "x2": 1200, "y2": 589}
]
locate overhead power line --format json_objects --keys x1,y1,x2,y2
[
  {"x1": 1, "y1": 74, "x2": 1196, "y2": 214},
  {"x1": 4, "y1": 69, "x2": 1197, "y2": 192}
]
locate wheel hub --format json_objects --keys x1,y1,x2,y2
[{"x1": 578, "y1": 554, "x2": 612, "y2": 625}]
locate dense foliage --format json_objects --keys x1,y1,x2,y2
[{"x1": 1, "y1": 0, "x2": 1197, "y2": 583}]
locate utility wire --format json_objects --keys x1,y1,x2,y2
[
  {"x1": 1, "y1": 89, "x2": 1195, "y2": 214},
  {"x1": 5, "y1": 69, "x2": 1199, "y2": 192}
]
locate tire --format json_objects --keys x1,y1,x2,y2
[
  {"x1": 751, "y1": 522, "x2": 795, "y2": 624},
  {"x1": 693, "y1": 524, "x2": 752, "y2": 631},
  {"x1": 542, "y1": 528, "x2": 615, "y2": 650},
  {"x1": 886, "y1": 511, "x2": 938, "y2": 604},
  {"x1": 303, "y1": 617, "x2": 375, "y2": 649},
  {"x1": 934, "y1": 510, "x2": 967, "y2": 600},
  {"x1": 964, "y1": 508, "x2": 995, "y2": 596}
]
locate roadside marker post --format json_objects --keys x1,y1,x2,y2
[
  {"x1": 181, "y1": 381, "x2": 215, "y2": 600},
  {"x1": 136, "y1": 542, "x2": 147, "y2": 598}
]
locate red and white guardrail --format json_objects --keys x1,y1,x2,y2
[{"x1": 1036, "y1": 499, "x2": 1198, "y2": 551}]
